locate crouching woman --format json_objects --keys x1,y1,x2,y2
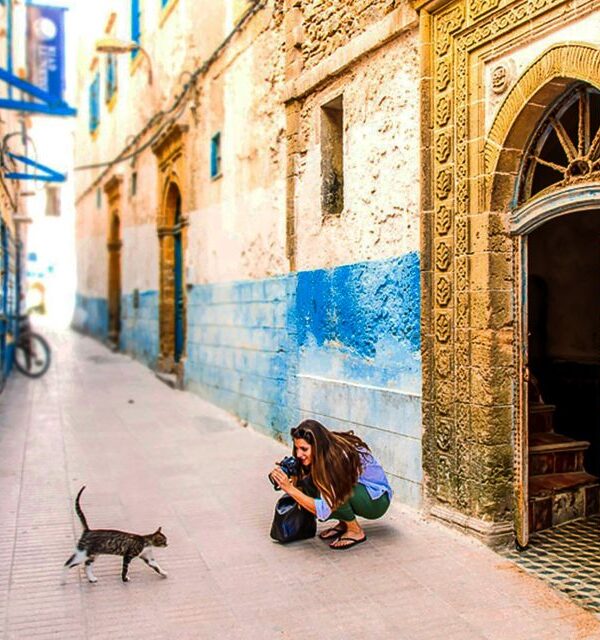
[{"x1": 269, "y1": 419, "x2": 393, "y2": 550}]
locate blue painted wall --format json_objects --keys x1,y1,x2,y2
[
  {"x1": 73, "y1": 253, "x2": 422, "y2": 505},
  {"x1": 185, "y1": 276, "x2": 296, "y2": 439},
  {"x1": 186, "y1": 253, "x2": 422, "y2": 506},
  {"x1": 120, "y1": 290, "x2": 159, "y2": 367},
  {"x1": 292, "y1": 253, "x2": 422, "y2": 505},
  {"x1": 72, "y1": 294, "x2": 108, "y2": 340},
  {"x1": 295, "y1": 253, "x2": 420, "y2": 390}
]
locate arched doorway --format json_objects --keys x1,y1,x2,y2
[
  {"x1": 107, "y1": 211, "x2": 122, "y2": 348},
  {"x1": 104, "y1": 176, "x2": 123, "y2": 350},
  {"x1": 157, "y1": 180, "x2": 187, "y2": 384},
  {"x1": 503, "y1": 82, "x2": 600, "y2": 543}
]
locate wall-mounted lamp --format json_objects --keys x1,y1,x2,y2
[{"x1": 95, "y1": 37, "x2": 153, "y2": 85}]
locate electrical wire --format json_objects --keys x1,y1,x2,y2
[{"x1": 74, "y1": 0, "x2": 267, "y2": 192}]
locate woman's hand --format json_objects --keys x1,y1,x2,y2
[
  {"x1": 270, "y1": 467, "x2": 294, "y2": 493},
  {"x1": 270, "y1": 465, "x2": 318, "y2": 516}
]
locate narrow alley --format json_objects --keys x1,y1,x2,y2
[{"x1": 0, "y1": 330, "x2": 599, "y2": 640}]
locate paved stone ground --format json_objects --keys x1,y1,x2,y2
[{"x1": 1, "y1": 330, "x2": 600, "y2": 640}]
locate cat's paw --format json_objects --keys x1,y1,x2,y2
[
  {"x1": 122, "y1": 576, "x2": 130, "y2": 583},
  {"x1": 87, "y1": 577, "x2": 98, "y2": 584},
  {"x1": 160, "y1": 571, "x2": 168, "y2": 579}
]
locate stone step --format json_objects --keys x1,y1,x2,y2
[
  {"x1": 530, "y1": 471, "x2": 598, "y2": 496},
  {"x1": 529, "y1": 402, "x2": 556, "y2": 433},
  {"x1": 530, "y1": 432, "x2": 590, "y2": 452},
  {"x1": 529, "y1": 433, "x2": 590, "y2": 475},
  {"x1": 155, "y1": 371, "x2": 179, "y2": 389},
  {"x1": 529, "y1": 473, "x2": 600, "y2": 533}
]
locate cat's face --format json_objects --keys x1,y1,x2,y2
[{"x1": 150, "y1": 527, "x2": 168, "y2": 547}]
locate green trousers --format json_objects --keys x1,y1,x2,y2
[{"x1": 329, "y1": 484, "x2": 390, "y2": 521}]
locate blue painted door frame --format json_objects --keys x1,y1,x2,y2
[
  {"x1": 173, "y1": 194, "x2": 184, "y2": 363},
  {"x1": 0, "y1": 223, "x2": 6, "y2": 380},
  {"x1": 0, "y1": 221, "x2": 20, "y2": 386}
]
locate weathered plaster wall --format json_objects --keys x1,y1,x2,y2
[
  {"x1": 300, "y1": 0, "x2": 404, "y2": 69},
  {"x1": 191, "y1": 6, "x2": 288, "y2": 284},
  {"x1": 73, "y1": 0, "x2": 227, "y2": 202},
  {"x1": 294, "y1": 27, "x2": 420, "y2": 271}
]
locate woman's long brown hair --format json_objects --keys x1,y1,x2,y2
[{"x1": 291, "y1": 419, "x2": 370, "y2": 510}]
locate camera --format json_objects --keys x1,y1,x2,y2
[{"x1": 269, "y1": 455, "x2": 300, "y2": 490}]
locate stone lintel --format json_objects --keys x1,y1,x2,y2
[
  {"x1": 411, "y1": 0, "x2": 457, "y2": 14},
  {"x1": 151, "y1": 123, "x2": 189, "y2": 161},
  {"x1": 103, "y1": 174, "x2": 123, "y2": 198}
]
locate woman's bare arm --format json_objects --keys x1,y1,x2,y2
[{"x1": 270, "y1": 468, "x2": 317, "y2": 515}]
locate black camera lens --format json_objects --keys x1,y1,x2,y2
[{"x1": 268, "y1": 456, "x2": 300, "y2": 490}]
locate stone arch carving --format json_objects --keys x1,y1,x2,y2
[
  {"x1": 159, "y1": 173, "x2": 184, "y2": 229},
  {"x1": 485, "y1": 43, "x2": 600, "y2": 212}
]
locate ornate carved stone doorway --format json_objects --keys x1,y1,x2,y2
[{"x1": 417, "y1": 0, "x2": 600, "y2": 547}]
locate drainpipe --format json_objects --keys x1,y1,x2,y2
[{"x1": 6, "y1": 0, "x2": 13, "y2": 100}]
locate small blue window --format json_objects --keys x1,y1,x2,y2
[
  {"x1": 27, "y1": 252, "x2": 37, "y2": 262},
  {"x1": 89, "y1": 72, "x2": 100, "y2": 134},
  {"x1": 131, "y1": 0, "x2": 141, "y2": 58},
  {"x1": 105, "y1": 54, "x2": 117, "y2": 104},
  {"x1": 210, "y1": 132, "x2": 221, "y2": 179}
]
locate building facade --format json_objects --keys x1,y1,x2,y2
[
  {"x1": 74, "y1": 0, "x2": 600, "y2": 546},
  {"x1": 0, "y1": 0, "x2": 60, "y2": 388}
]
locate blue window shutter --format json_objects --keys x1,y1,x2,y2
[
  {"x1": 89, "y1": 73, "x2": 100, "y2": 134},
  {"x1": 210, "y1": 133, "x2": 221, "y2": 178},
  {"x1": 106, "y1": 54, "x2": 117, "y2": 103},
  {"x1": 131, "y1": 0, "x2": 141, "y2": 57}
]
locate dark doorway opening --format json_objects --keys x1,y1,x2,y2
[{"x1": 527, "y1": 210, "x2": 600, "y2": 533}]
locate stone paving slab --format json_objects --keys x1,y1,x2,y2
[{"x1": 0, "y1": 330, "x2": 599, "y2": 639}]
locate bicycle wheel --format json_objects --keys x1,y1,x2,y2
[{"x1": 14, "y1": 332, "x2": 51, "y2": 378}]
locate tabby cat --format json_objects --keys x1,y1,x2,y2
[{"x1": 62, "y1": 486, "x2": 168, "y2": 584}]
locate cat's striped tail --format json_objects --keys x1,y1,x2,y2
[{"x1": 75, "y1": 486, "x2": 90, "y2": 531}]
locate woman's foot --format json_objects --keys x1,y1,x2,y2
[
  {"x1": 329, "y1": 521, "x2": 366, "y2": 549},
  {"x1": 318, "y1": 521, "x2": 347, "y2": 541}
]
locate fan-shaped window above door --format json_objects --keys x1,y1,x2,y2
[{"x1": 519, "y1": 84, "x2": 600, "y2": 204}]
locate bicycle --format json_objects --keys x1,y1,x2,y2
[{"x1": 12, "y1": 314, "x2": 51, "y2": 378}]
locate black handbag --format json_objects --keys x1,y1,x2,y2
[{"x1": 270, "y1": 495, "x2": 317, "y2": 543}]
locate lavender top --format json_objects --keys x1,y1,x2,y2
[{"x1": 313, "y1": 451, "x2": 393, "y2": 521}]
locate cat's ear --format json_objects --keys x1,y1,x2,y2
[{"x1": 156, "y1": 527, "x2": 162, "y2": 534}]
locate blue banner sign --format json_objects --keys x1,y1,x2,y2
[{"x1": 26, "y1": 4, "x2": 66, "y2": 102}]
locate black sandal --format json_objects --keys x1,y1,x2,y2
[
  {"x1": 318, "y1": 522, "x2": 347, "y2": 541},
  {"x1": 329, "y1": 534, "x2": 367, "y2": 550}
]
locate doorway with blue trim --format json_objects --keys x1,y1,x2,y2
[{"x1": 158, "y1": 181, "x2": 186, "y2": 385}]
